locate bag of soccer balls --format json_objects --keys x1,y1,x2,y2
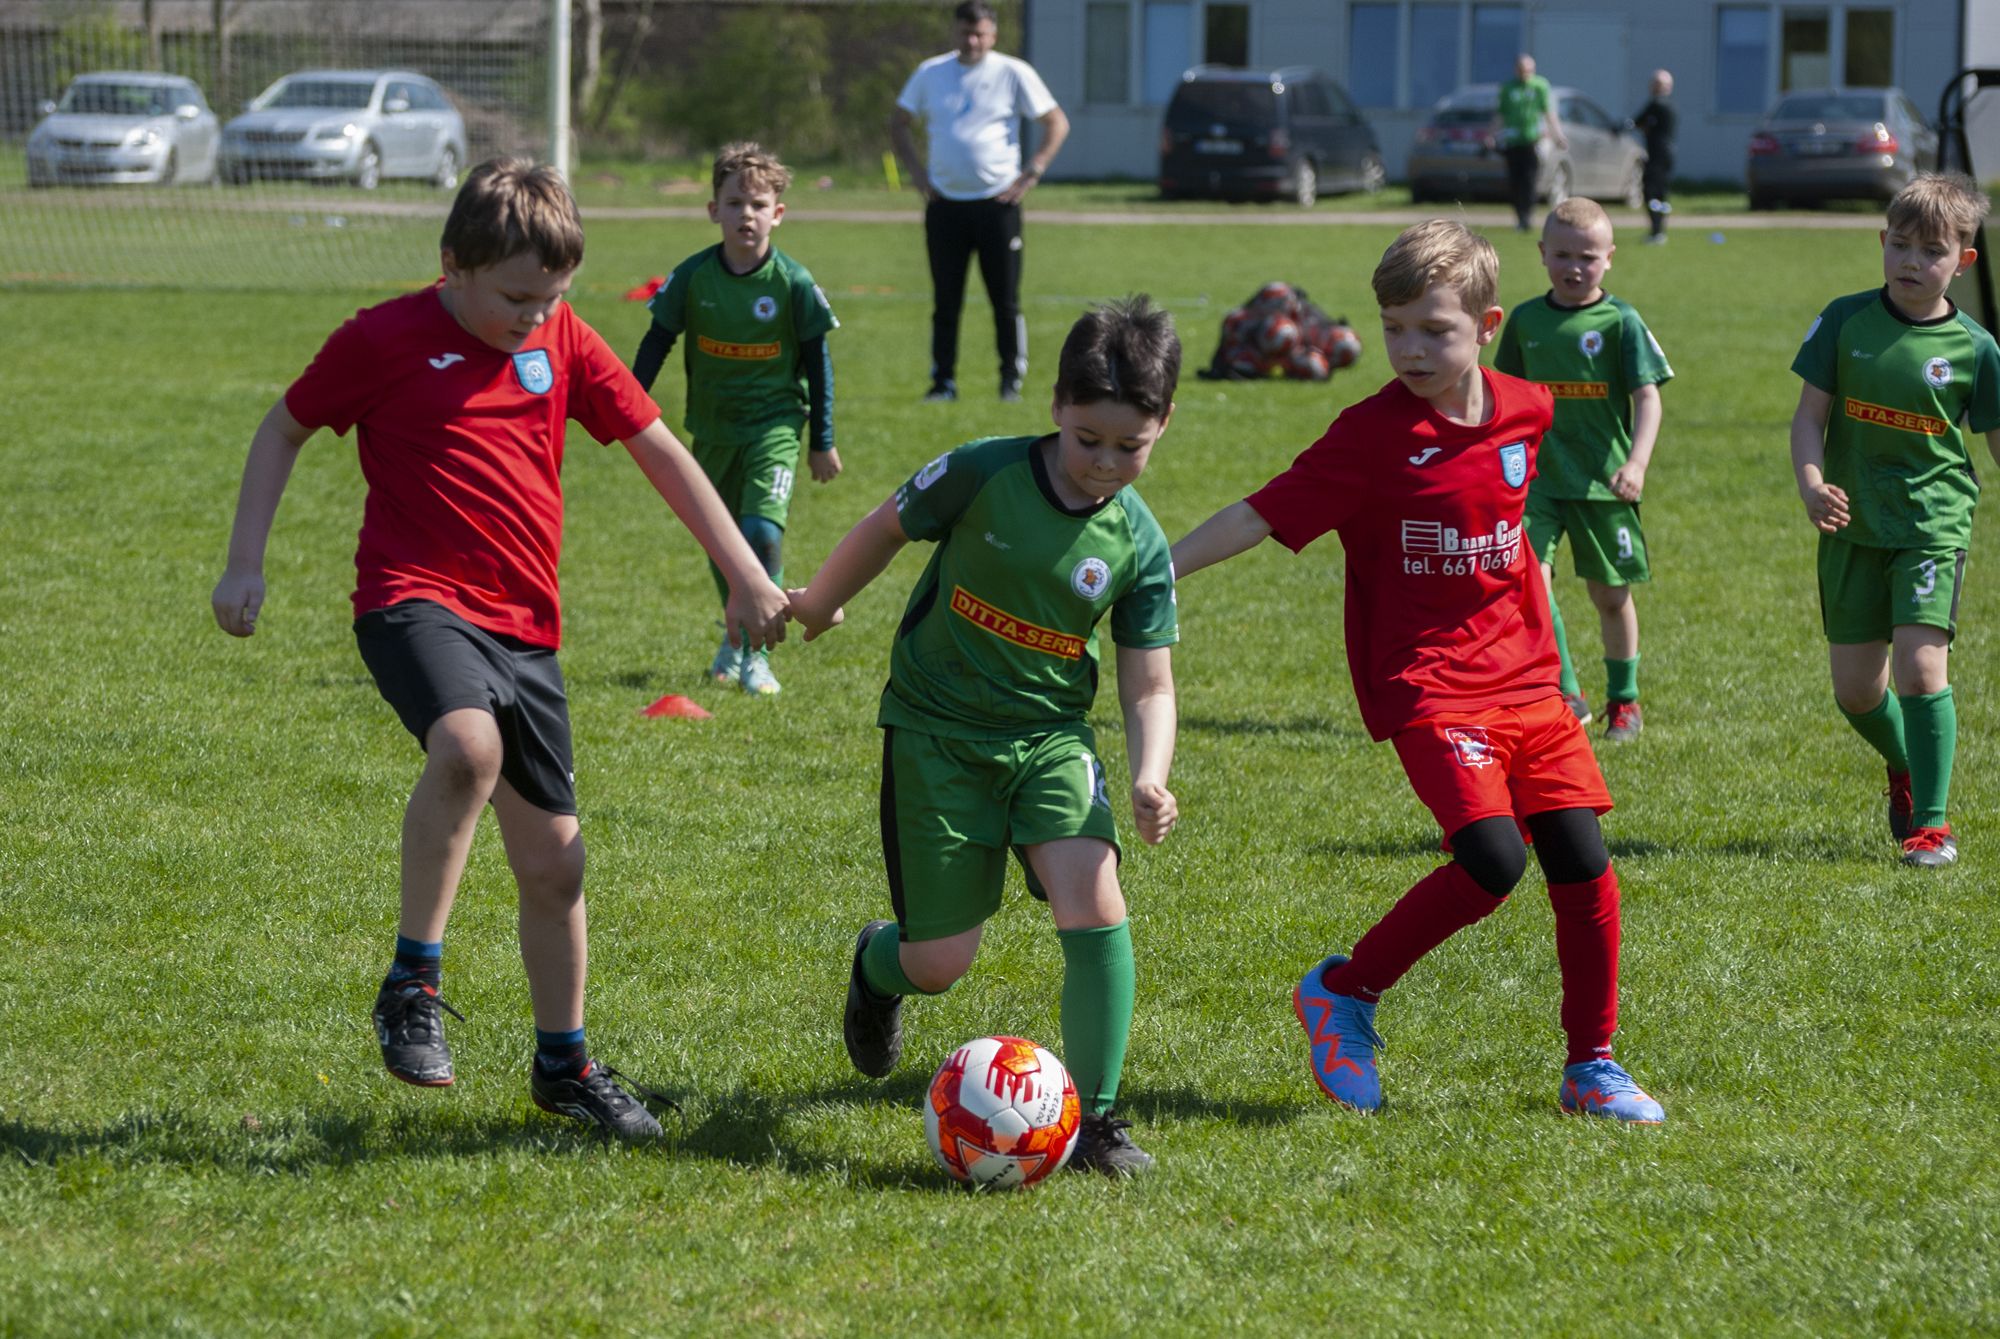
[
  {"x1": 924, "y1": 1035, "x2": 1082, "y2": 1190},
  {"x1": 1197, "y1": 280, "x2": 1362, "y2": 382}
]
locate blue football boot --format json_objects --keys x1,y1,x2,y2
[
  {"x1": 1559, "y1": 1059, "x2": 1665, "y2": 1124},
  {"x1": 1291, "y1": 953, "x2": 1384, "y2": 1112}
]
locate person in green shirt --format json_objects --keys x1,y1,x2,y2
[
  {"x1": 1495, "y1": 198, "x2": 1672, "y2": 743},
  {"x1": 1493, "y1": 53, "x2": 1566, "y2": 233},
  {"x1": 633, "y1": 142, "x2": 840, "y2": 696},
  {"x1": 789, "y1": 296, "x2": 1182, "y2": 1176},
  {"x1": 1791, "y1": 172, "x2": 2000, "y2": 868}
]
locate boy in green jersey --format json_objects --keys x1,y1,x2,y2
[
  {"x1": 633, "y1": 142, "x2": 840, "y2": 696},
  {"x1": 1791, "y1": 172, "x2": 2000, "y2": 868},
  {"x1": 789, "y1": 297, "x2": 1182, "y2": 1175},
  {"x1": 1495, "y1": 198, "x2": 1672, "y2": 743}
]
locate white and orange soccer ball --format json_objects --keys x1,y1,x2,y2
[
  {"x1": 1325, "y1": 322, "x2": 1363, "y2": 369},
  {"x1": 924, "y1": 1035, "x2": 1082, "y2": 1189}
]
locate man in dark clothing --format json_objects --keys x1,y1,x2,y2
[{"x1": 1634, "y1": 70, "x2": 1676, "y2": 244}]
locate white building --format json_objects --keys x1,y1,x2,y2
[{"x1": 1026, "y1": 0, "x2": 1995, "y2": 185}]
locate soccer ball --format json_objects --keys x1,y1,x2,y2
[
  {"x1": 1284, "y1": 344, "x2": 1330, "y2": 380},
  {"x1": 1256, "y1": 314, "x2": 1301, "y2": 357},
  {"x1": 924, "y1": 1035, "x2": 1081, "y2": 1189},
  {"x1": 1325, "y1": 322, "x2": 1363, "y2": 369}
]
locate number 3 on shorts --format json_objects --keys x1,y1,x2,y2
[{"x1": 1081, "y1": 750, "x2": 1110, "y2": 810}]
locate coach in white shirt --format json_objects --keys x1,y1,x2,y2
[{"x1": 890, "y1": 0, "x2": 1069, "y2": 402}]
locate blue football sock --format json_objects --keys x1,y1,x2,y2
[
  {"x1": 388, "y1": 934, "x2": 442, "y2": 988},
  {"x1": 535, "y1": 1027, "x2": 588, "y2": 1075}
]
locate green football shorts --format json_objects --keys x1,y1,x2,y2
[
  {"x1": 1818, "y1": 534, "x2": 1965, "y2": 643},
  {"x1": 880, "y1": 723, "x2": 1120, "y2": 942},
  {"x1": 1525, "y1": 490, "x2": 1650, "y2": 586},
  {"x1": 693, "y1": 421, "x2": 803, "y2": 527}
]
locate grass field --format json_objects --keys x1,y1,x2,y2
[{"x1": 2, "y1": 203, "x2": 1996, "y2": 1336}]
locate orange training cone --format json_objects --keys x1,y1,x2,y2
[{"x1": 641, "y1": 693, "x2": 712, "y2": 719}]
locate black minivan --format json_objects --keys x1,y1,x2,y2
[{"x1": 1158, "y1": 65, "x2": 1384, "y2": 206}]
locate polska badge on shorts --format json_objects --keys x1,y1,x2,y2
[
  {"x1": 1499, "y1": 441, "x2": 1528, "y2": 488},
  {"x1": 511, "y1": 349, "x2": 554, "y2": 395},
  {"x1": 1445, "y1": 726, "x2": 1497, "y2": 768}
]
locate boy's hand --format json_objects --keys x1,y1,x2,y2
[
  {"x1": 726, "y1": 577, "x2": 790, "y2": 651},
  {"x1": 212, "y1": 569, "x2": 266, "y2": 637},
  {"x1": 784, "y1": 588, "x2": 845, "y2": 642},
  {"x1": 1801, "y1": 482, "x2": 1850, "y2": 533},
  {"x1": 810, "y1": 448, "x2": 843, "y2": 483},
  {"x1": 1608, "y1": 461, "x2": 1646, "y2": 502},
  {"x1": 1131, "y1": 781, "x2": 1178, "y2": 845}
]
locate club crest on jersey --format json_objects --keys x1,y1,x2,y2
[
  {"x1": 511, "y1": 350, "x2": 553, "y2": 395},
  {"x1": 1499, "y1": 441, "x2": 1528, "y2": 488},
  {"x1": 1925, "y1": 356, "x2": 1953, "y2": 388},
  {"x1": 753, "y1": 295, "x2": 778, "y2": 322},
  {"x1": 1578, "y1": 329, "x2": 1604, "y2": 357},
  {"x1": 1071, "y1": 556, "x2": 1111, "y2": 601},
  {"x1": 1445, "y1": 726, "x2": 1497, "y2": 768}
]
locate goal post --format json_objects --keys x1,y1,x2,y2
[{"x1": 1, "y1": 0, "x2": 566, "y2": 290}]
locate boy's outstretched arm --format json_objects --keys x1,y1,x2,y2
[
  {"x1": 1171, "y1": 500, "x2": 1274, "y2": 579},
  {"x1": 786, "y1": 495, "x2": 909, "y2": 641},
  {"x1": 212, "y1": 398, "x2": 314, "y2": 637},
  {"x1": 622, "y1": 418, "x2": 789, "y2": 650},
  {"x1": 1116, "y1": 644, "x2": 1178, "y2": 845},
  {"x1": 1610, "y1": 381, "x2": 1662, "y2": 501},
  {"x1": 1789, "y1": 383, "x2": 1849, "y2": 533}
]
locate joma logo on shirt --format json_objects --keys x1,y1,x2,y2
[
  {"x1": 697, "y1": 335, "x2": 781, "y2": 361},
  {"x1": 1544, "y1": 381, "x2": 1609, "y2": 399},
  {"x1": 951, "y1": 587, "x2": 1084, "y2": 660},
  {"x1": 1843, "y1": 396, "x2": 1947, "y2": 437}
]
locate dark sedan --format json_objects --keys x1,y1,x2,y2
[{"x1": 1746, "y1": 88, "x2": 1937, "y2": 209}]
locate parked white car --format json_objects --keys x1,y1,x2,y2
[
  {"x1": 26, "y1": 72, "x2": 220, "y2": 187},
  {"x1": 218, "y1": 69, "x2": 467, "y2": 189}
]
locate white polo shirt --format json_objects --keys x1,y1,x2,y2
[{"x1": 897, "y1": 51, "x2": 1058, "y2": 201}]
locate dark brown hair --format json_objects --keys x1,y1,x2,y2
[
  {"x1": 1054, "y1": 295, "x2": 1181, "y2": 418},
  {"x1": 439, "y1": 157, "x2": 585, "y2": 273}
]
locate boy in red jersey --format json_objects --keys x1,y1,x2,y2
[
  {"x1": 211, "y1": 159, "x2": 789, "y2": 1137},
  {"x1": 1173, "y1": 220, "x2": 1663, "y2": 1123}
]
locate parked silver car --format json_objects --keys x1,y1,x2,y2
[
  {"x1": 1407, "y1": 84, "x2": 1645, "y2": 208},
  {"x1": 219, "y1": 69, "x2": 467, "y2": 189},
  {"x1": 26, "y1": 72, "x2": 220, "y2": 187},
  {"x1": 1746, "y1": 88, "x2": 1938, "y2": 209}
]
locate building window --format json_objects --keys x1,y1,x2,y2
[
  {"x1": 1348, "y1": 3, "x2": 1400, "y2": 108},
  {"x1": 1781, "y1": 9, "x2": 1832, "y2": 91},
  {"x1": 1205, "y1": 2, "x2": 1249, "y2": 66},
  {"x1": 1409, "y1": 4, "x2": 1460, "y2": 110},
  {"x1": 1468, "y1": 3, "x2": 1519, "y2": 83},
  {"x1": 1084, "y1": 1, "x2": 1130, "y2": 105},
  {"x1": 1716, "y1": 5, "x2": 1771, "y2": 113},
  {"x1": 1143, "y1": 1, "x2": 1193, "y2": 105},
  {"x1": 1844, "y1": 8, "x2": 1893, "y2": 87}
]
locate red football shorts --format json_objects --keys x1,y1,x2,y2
[{"x1": 1392, "y1": 695, "x2": 1613, "y2": 846}]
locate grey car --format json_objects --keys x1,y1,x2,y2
[
  {"x1": 1407, "y1": 84, "x2": 1645, "y2": 208},
  {"x1": 26, "y1": 72, "x2": 220, "y2": 187},
  {"x1": 1745, "y1": 88, "x2": 1937, "y2": 209},
  {"x1": 219, "y1": 69, "x2": 467, "y2": 189}
]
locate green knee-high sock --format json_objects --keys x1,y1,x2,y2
[
  {"x1": 1547, "y1": 587, "x2": 1582, "y2": 697},
  {"x1": 1058, "y1": 921, "x2": 1136, "y2": 1117},
  {"x1": 1605, "y1": 654, "x2": 1640, "y2": 704},
  {"x1": 1840, "y1": 693, "x2": 1910, "y2": 773},
  {"x1": 1900, "y1": 687, "x2": 1956, "y2": 828},
  {"x1": 861, "y1": 923, "x2": 939, "y2": 998}
]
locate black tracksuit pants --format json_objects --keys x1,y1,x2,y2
[{"x1": 925, "y1": 195, "x2": 1025, "y2": 389}]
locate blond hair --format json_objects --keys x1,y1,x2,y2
[
  {"x1": 1544, "y1": 196, "x2": 1613, "y2": 239},
  {"x1": 713, "y1": 141, "x2": 793, "y2": 198},
  {"x1": 1373, "y1": 219, "x2": 1498, "y2": 317},
  {"x1": 440, "y1": 157, "x2": 584, "y2": 273},
  {"x1": 1886, "y1": 172, "x2": 1990, "y2": 249}
]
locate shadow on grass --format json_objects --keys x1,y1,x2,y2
[{"x1": 1305, "y1": 832, "x2": 1868, "y2": 865}]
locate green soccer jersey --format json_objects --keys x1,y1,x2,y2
[
  {"x1": 646, "y1": 244, "x2": 837, "y2": 444},
  {"x1": 1793, "y1": 288, "x2": 2000, "y2": 550},
  {"x1": 1497, "y1": 74, "x2": 1554, "y2": 148},
  {"x1": 880, "y1": 435, "x2": 1179, "y2": 740},
  {"x1": 1494, "y1": 292, "x2": 1673, "y2": 501}
]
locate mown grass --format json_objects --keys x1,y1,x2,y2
[{"x1": 1, "y1": 212, "x2": 1995, "y2": 1336}]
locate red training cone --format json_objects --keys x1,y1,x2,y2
[
  {"x1": 623, "y1": 275, "x2": 668, "y2": 302},
  {"x1": 641, "y1": 694, "x2": 712, "y2": 719}
]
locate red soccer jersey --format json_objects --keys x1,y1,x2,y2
[
  {"x1": 1245, "y1": 367, "x2": 1561, "y2": 741},
  {"x1": 285, "y1": 286, "x2": 659, "y2": 648}
]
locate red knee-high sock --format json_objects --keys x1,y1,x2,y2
[
  {"x1": 1324, "y1": 862, "x2": 1506, "y2": 1001},
  {"x1": 1548, "y1": 866, "x2": 1621, "y2": 1064}
]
